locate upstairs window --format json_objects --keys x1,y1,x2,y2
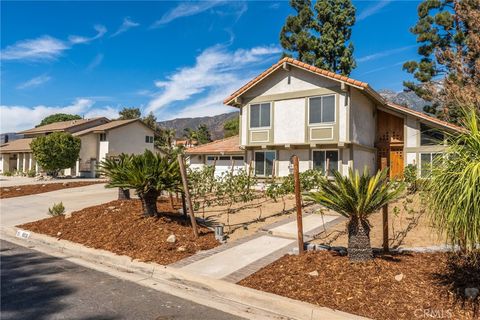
[
  {"x1": 309, "y1": 95, "x2": 335, "y2": 124},
  {"x1": 250, "y1": 103, "x2": 271, "y2": 128},
  {"x1": 145, "y1": 136, "x2": 154, "y2": 143},
  {"x1": 420, "y1": 124, "x2": 444, "y2": 145},
  {"x1": 99, "y1": 133, "x2": 107, "y2": 141}
]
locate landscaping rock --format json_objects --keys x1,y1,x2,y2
[
  {"x1": 465, "y1": 287, "x2": 479, "y2": 299},
  {"x1": 177, "y1": 246, "x2": 186, "y2": 252},
  {"x1": 65, "y1": 212, "x2": 72, "y2": 219},
  {"x1": 62, "y1": 182, "x2": 69, "y2": 187},
  {"x1": 166, "y1": 234, "x2": 176, "y2": 243},
  {"x1": 56, "y1": 232, "x2": 62, "y2": 237},
  {"x1": 3, "y1": 188, "x2": 10, "y2": 192},
  {"x1": 15, "y1": 188, "x2": 21, "y2": 191},
  {"x1": 107, "y1": 206, "x2": 116, "y2": 210},
  {"x1": 308, "y1": 270, "x2": 319, "y2": 276},
  {"x1": 394, "y1": 273, "x2": 405, "y2": 281}
]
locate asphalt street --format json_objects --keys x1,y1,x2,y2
[{"x1": 0, "y1": 240, "x2": 245, "y2": 320}]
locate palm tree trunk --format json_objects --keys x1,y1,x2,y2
[
  {"x1": 347, "y1": 217, "x2": 373, "y2": 262},
  {"x1": 118, "y1": 188, "x2": 130, "y2": 200},
  {"x1": 140, "y1": 190, "x2": 159, "y2": 217}
]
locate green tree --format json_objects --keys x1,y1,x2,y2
[
  {"x1": 196, "y1": 124, "x2": 212, "y2": 144},
  {"x1": 305, "y1": 169, "x2": 404, "y2": 261},
  {"x1": 142, "y1": 111, "x2": 158, "y2": 130},
  {"x1": 223, "y1": 117, "x2": 239, "y2": 138},
  {"x1": 99, "y1": 150, "x2": 181, "y2": 217},
  {"x1": 118, "y1": 107, "x2": 141, "y2": 120},
  {"x1": 30, "y1": 132, "x2": 81, "y2": 177},
  {"x1": 280, "y1": 0, "x2": 317, "y2": 65},
  {"x1": 426, "y1": 108, "x2": 480, "y2": 256},
  {"x1": 403, "y1": 0, "x2": 480, "y2": 124},
  {"x1": 38, "y1": 113, "x2": 82, "y2": 127},
  {"x1": 280, "y1": 0, "x2": 356, "y2": 75},
  {"x1": 313, "y1": 0, "x2": 356, "y2": 75},
  {"x1": 97, "y1": 154, "x2": 132, "y2": 200}
]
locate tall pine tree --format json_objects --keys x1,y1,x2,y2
[
  {"x1": 403, "y1": 0, "x2": 479, "y2": 124},
  {"x1": 314, "y1": 0, "x2": 356, "y2": 75},
  {"x1": 280, "y1": 0, "x2": 356, "y2": 76},
  {"x1": 280, "y1": 0, "x2": 317, "y2": 65}
]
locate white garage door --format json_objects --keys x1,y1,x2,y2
[{"x1": 206, "y1": 155, "x2": 245, "y2": 177}]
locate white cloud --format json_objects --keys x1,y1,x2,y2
[
  {"x1": 357, "y1": 0, "x2": 391, "y2": 22},
  {"x1": 1, "y1": 36, "x2": 69, "y2": 61},
  {"x1": 151, "y1": 0, "x2": 226, "y2": 27},
  {"x1": 2, "y1": 25, "x2": 107, "y2": 63},
  {"x1": 86, "y1": 53, "x2": 104, "y2": 72},
  {"x1": 111, "y1": 17, "x2": 140, "y2": 37},
  {"x1": 0, "y1": 98, "x2": 117, "y2": 133},
  {"x1": 146, "y1": 44, "x2": 281, "y2": 119},
  {"x1": 68, "y1": 25, "x2": 107, "y2": 44},
  {"x1": 17, "y1": 74, "x2": 51, "y2": 89},
  {"x1": 357, "y1": 45, "x2": 416, "y2": 63}
]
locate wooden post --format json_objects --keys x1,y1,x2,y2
[
  {"x1": 181, "y1": 192, "x2": 188, "y2": 219},
  {"x1": 169, "y1": 192, "x2": 175, "y2": 210},
  {"x1": 293, "y1": 156, "x2": 304, "y2": 254},
  {"x1": 381, "y1": 157, "x2": 389, "y2": 252},
  {"x1": 271, "y1": 159, "x2": 276, "y2": 179},
  {"x1": 177, "y1": 154, "x2": 199, "y2": 238}
]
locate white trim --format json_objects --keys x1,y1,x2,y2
[
  {"x1": 249, "y1": 102, "x2": 272, "y2": 130},
  {"x1": 307, "y1": 94, "x2": 336, "y2": 126},
  {"x1": 250, "y1": 130, "x2": 270, "y2": 143},
  {"x1": 309, "y1": 127, "x2": 334, "y2": 140}
]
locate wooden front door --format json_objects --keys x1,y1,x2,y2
[
  {"x1": 376, "y1": 110, "x2": 405, "y2": 179},
  {"x1": 389, "y1": 147, "x2": 404, "y2": 179}
]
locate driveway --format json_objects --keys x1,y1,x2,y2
[
  {"x1": 0, "y1": 183, "x2": 117, "y2": 227},
  {"x1": 1, "y1": 240, "x2": 243, "y2": 320},
  {"x1": 0, "y1": 176, "x2": 105, "y2": 187}
]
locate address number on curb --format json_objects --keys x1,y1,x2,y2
[{"x1": 16, "y1": 230, "x2": 31, "y2": 239}]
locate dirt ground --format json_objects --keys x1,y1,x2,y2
[
  {"x1": 0, "y1": 181, "x2": 105, "y2": 199},
  {"x1": 240, "y1": 251, "x2": 480, "y2": 320},
  {"x1": 195, "y1": 194, "x2": 302, "y2": 241},
  {"x1": 19, "y1": 198, "x2": 218, "y2": 265},
  {"x1": 311, "y1": 193, "x2": 446, "y2": 249}
]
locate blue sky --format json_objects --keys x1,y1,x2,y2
[{"x1": 1, "y1": 0, "x2": 421, "y2": 132}]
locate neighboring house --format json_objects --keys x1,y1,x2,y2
[
  {"x1": 0, "y1": 118, "x2": 156, "y2": 177},
  {"x1": 186, "y1": 136, "x2": 245, "y2": 176},
  {"x1": 217, "y1": 57, "x2": 463, "y2": 178},
  {"x1": 173, "y1": 139, "x2": 198, "y2": 148}
]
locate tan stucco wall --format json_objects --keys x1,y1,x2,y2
[
  {"x1": 79, "y1": 134, "x2": 98, "y2": 163},
  {"x1": 106, "y1": 121, "x2": 155, "y2": 156},
  {"x1": 350, "y1": 89, "x2": 376, "y2": 147}
]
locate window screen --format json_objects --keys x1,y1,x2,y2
[
  {"x1": 250, "y1": 103, "x2": 270, "y2": 128},
  {"x1": 309, "y1": 95, "x2": 335, "y2": 124}
]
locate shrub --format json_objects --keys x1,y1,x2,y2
[
  {"x1": 30, "y1": 132, "x2": 81, "y2": 177},
  {"x1": 404, "y1": 164, "x2": 418, "y2": 193},
  {"x1": 27, "y1": 169, "x2": 36, "y2": 177},
  {"x1": 48, "y1": 202, "x2": 65, "y2": 216},
  {"x1": 2, "y1": 171, "x2": 13, "y2": 176}
]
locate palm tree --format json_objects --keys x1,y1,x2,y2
[
  {"x1": 98, "y1": 154, "x2": 132, "y2": 200},
  {"x1": 99, "y1": 150, "x2": 182, "y2": 217},
  {"x1": 426, "y1": 108, "x2": 480, "y2": 255},
  {"x1": 305, "y1": 168, "x2": 404, "y2": 262}
]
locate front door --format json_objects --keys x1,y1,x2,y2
[{"x1": 389, "y1": 147, "x2": 404, "y2": 179}]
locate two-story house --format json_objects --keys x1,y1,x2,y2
[
  {"x1": 0, "y1": 118, "x2": 156, "y2": 177},
  {"x1": 220, "y1": 57, "x2": 462, "y2": 178}
]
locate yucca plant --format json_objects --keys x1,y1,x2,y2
[
  {"x1": 98, "y1": 153, "x2": 133, "y2": 200},
  {"x1": 426, "y1": 108, "x2": 480, "y2": 256},
  {"x1": 99, "y1": 150, "x2": 181, "y2": 217},
  {"x1": 305, "y1": 168, "x2": 404, "y2": 262}
]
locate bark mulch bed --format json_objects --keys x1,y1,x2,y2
[
  {"x1": 239, "y1": 251, "x2": 479, "y2": 320},
  {"x1": 0, "y1": 181, "x2": 105, "y2": 199},
  {"x1": 18, "y1": 199, "x2": 218, "y2": 265}
]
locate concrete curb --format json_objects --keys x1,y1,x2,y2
[{"x1": 1, "y1": 226, "x2": 367, "y2": 320}]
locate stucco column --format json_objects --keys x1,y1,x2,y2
[
  {"x1": 35, "y1": 161, "x2": 39, "y2": 173},
  {"x1": 16, "y1": 154, "x2": 20, "y2": 172},
  {"x1": 22, "y1": 153, "x2": 27, "y2": 173},
  {"x1": 28, "y1": 153, "x2": 33, "y2": 170},
  {"x1": 75, "y1": 160, "x2": 80, "y2": 177}
]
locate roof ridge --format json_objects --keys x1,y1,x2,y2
[{"x1": 188, "y1": 135, "x2": 239, "y2": 149}]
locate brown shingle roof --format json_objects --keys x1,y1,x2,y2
[
  {"x1": 73, "y1": 119, "x2": 142, "y2": 136},
  {"x1": 0, "y1": 138, "x2": 33, "y2": 153},
  {"x1": 19, "y1": 117, "x2": 107, "y2": 135},
  {"x1": 185, "y1": 136, "x2": 243, "y2": 155}
]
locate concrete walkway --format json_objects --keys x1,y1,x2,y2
[
  {"x1": 0, "y1": 183, "x2": 116, "y2": 226},
  {"x1": 177, "y1": 213, "x2": 343, "y2": 282},
  {"x1": 0, "y1": 176, "x2": 105, "y2": 187}
]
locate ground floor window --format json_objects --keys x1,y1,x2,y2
[
  {"x1": 254, "y1": 151, "x2": 276, "y2": 176},
  {"x1": 420, "y1": 152, "x2": 442, "y2": 177},
  {"x1": 206, "y1": 155, "x2": 245, "y2": 165},
  {"x1": 312, "y1": 150, "x2": 338, "y2": 176}
]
